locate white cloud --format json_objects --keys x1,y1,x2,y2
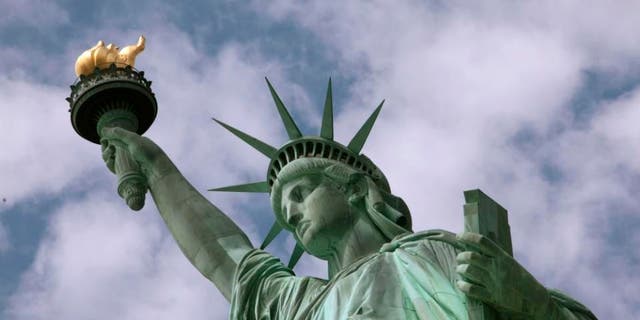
[
  {"x1": 255, "y1": 1, "x2": 640, "y2": 318},
  {"x1": 5, "y1": 190, "x2": 228, "y2": 320},
  {"x1": 258, "y1": 0, "x2": 585, "y2": 228},
  {"x1": 0, "y1": 218, "x2": 9, "y2": 253},
  {"x1": 0, "y1": 77, "x2": 99, "y2": 203},
  {"x1": 0, "y1": 0, "x2": 69, "y2": 28}
]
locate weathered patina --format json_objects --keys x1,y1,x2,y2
[{"x1": 72, "y1": 38, "x2": 597, "y2": 319}]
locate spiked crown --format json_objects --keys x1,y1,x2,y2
[{"x1": 210, "y1": 78, "x2": 388, "y2": 268}]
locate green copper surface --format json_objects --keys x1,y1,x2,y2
[
  {"x1": 211, "y1": 80, "x2": 394, "y2": 269},
  {"x1": 260, "y1": 222, "x2": 283, "y2": 249},
  {"x1": 212, "y1": 118, "x2": 277, "y2": 158},
  {"x1": 463, "y1": 189, "x2": 512, "y2": 320},
  {"x1": 287, "y1": 243, "x2": 305, "y2": 269},
  {"x1": 208, "y1": 181, "x2": 270, "y2": 193},
  {"x1": 464, "y1": 189, "x2": 513, "y2": 256},
  {"x1": 265, "y1": 78, "x2": 303, "y2": 139},
  {"x1": 95, "y1": 79, "x2": 597, "y2": 319},
  {"x1": 347, "y1": 100, "x2": 383, "y2": 154},
  {"x1": 320, "y1": 79, "x2": 333, "y2": 140}
]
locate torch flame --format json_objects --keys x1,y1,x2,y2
[{"x1": 74, "y1": 35, "x2": 146, "y2": 77}]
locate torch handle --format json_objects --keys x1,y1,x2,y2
[
  {"x1": 98, "y1": 109, "x2": 148, "y2": 211},
  {"x1": 114, "y1": 145, "x2": 147, "y2": 211}
]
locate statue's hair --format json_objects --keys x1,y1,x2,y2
[{"x1": 271, "y1": 158, "x2": 412, "y2": 240}]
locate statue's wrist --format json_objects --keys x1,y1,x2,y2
[{"x1": 145, "y1": 154, "x2": 179, "y2": 188}]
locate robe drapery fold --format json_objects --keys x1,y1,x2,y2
[{"x1": 230, "y1": 230, "x2": 596, "y2": 320}]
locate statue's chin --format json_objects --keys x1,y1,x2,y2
[{"x1": 299, "y1": 231, "x2": 335, "y2": 260}]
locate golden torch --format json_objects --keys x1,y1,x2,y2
[{"x1": 66, "y1": 36, "x2": 157, "y2": 210}]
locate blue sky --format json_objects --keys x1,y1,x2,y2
[{"x1": 1, "y1": 1, "x2": 640, "y2": 318}]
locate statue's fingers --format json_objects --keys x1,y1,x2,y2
[
  {"x1": 100, "y1": 127, "x2": 138, "y2": 148},
  {"x1": 101, "y1": 142, "x2": 116, "y2": 173},
  {"x1": 105, "y1": 156, "x2": 115, "y2": 173},
  {"x1": 456, "y1": 263, "x2": 492, "y2": 288},
  {"x1": 456, "y1": 232, "x2": 501, "y2": 257},
  {"x1": 101, "y1": 140, "x2": 113, "y2": 158},
  {"x1": 456, "y1": 251, "x2": 492, "y2": 270},
  {"x1": 456, "y1": 280, "x2": 492, "y2": 303},
  {"x1": 106, "y1": 149, "x2": 115, "y2": 173}
]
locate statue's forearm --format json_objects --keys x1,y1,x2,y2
[
  {"x1": 534, "y1": 290, "x2": 597, "y2": 320},
  {"x1": 147, "y1": 158, "x2": 253, "y2": 301}
]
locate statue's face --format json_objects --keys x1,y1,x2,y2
[{"x1": 280, "y1": 174, "x2": 356, "y2": 258}]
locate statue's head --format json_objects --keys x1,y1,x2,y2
[
  {"x1": 211, "y1": 79, "x2": 411, "y2": 267},
  {"x1": 271, "y1": 158, "x2": 411, "y2": 258}
]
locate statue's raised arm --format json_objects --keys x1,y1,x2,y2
[
  {"x1": 101, "y1": 127, "x2": 253, "y2": 301},
  {"x1": 69, "y1": 36, "x2": 254, "y2": 301}
]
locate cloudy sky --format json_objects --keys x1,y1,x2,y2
[{"x1": 1, "y1": 0, "x2": 639, "y2": 318}]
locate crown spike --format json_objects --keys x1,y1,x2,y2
[
  {"x1": 320, "y1": 78, "x2": 334, "y2": 140},
  {"x1": 265, "y1": 78, "x2": 303, "y2": 139},
  {"x1": 287, "y1": 242, "x2": 305, "y2": 269},
  {"x1": 212, "y1": 118, "x2": 277, "y2": 158},
  {"x1": 260, "y1": 222, "x2": 284, "y2": 249},
  {"x1": 208, "y1": 181, "x2": 270, "y2": 193},
  {"x1": 347, "y1": 100, "x2": 384, "y2": 154}
]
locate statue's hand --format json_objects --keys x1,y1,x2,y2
[
  {"x1": 100, "y1": 127, "x2": 171, "y2": 183},
  {"x1": 455, "y1": 232, "x2": 552, "y2": 319}
]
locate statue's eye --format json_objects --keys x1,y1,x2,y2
[
  {"x1": 290, "y1": 185, "x2": 313, "y2": 203},
  {"x1": 299, "y1": 186, "x2": 313, "y2": 200},
  {"x1": 291, "y1": 187, "x2": 303, "y2": 202}
]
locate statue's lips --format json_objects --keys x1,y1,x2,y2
[{"x1": 297, "y1": 220, "x2": 311, "y2": 237}]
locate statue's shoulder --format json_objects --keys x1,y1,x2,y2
[
  {"x1": 373, "y1": 230, "x2": 464, "y2": 288},
  {"x1": 382, "y1": 229, "x2": 463, "y2": 252},
  {"x1": 377, "y1": 229, "x2": 464, "y2": 276}
]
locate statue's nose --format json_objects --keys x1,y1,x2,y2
[{"x1": 286, "y1": 204, "x2": 303, "y2": 227}]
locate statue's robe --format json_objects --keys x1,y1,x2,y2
[{"x1": 230, "y1": 230, "x2": 596, "y2": 320}]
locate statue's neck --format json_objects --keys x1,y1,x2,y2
[{"x1": 326, "y1": 214, "x2": 388, "y2": 279}]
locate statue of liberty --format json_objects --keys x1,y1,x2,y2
[{"x1": 99, "y1": 77, "x2": 597, "y2": 319}]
